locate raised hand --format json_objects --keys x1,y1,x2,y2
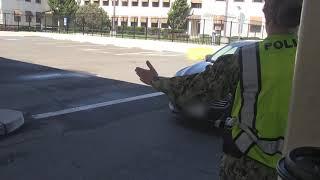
[{"x1": 135, "y1": 61, "x2": 159, "y2": 85}]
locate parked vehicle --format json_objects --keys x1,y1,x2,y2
[{"x1": 169, "y1": 40, "x2": 259, "y2": 123}]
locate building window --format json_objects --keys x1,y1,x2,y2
[
  {"x1": 14, "y1": 13, "x2": 21, "y2": 22},
  {"x1": 93, "y1": 0, "x2": 100, "y2": 4},
  {"x1": 191, "y1": 3, "x2": 202, "y2": 8},
  {"x1": 131, "y1": 22, "x2": 137, "y2": 26},
  {"x1": 161, "y1": 23, "x2": 168, "y2": 28},
  {"x1": 122, "y1": 1, "x2": 128, "y2": 6},
  {"x1": 152, "y1": 1, "x2": 159, "y2": 7},
  {"x1": 121, "y1": 21, "x2": 127, "y2": 26},
  {"x1": 36, "y1": 0, "x2": 41, "y2": 3},
  {"x1": 163, "y1": 1, "x2": 170, "y2": 7},
  {"x1": 103, "y1": 0, "x2": 109, "y2": 5},
  {"x1": 214, "y1": 23, "x2": 224, "y2": 31},
  {"x1": 216, "y1": 0, "x2": 225, "y2": 1},
  {"x1": 253, "y1": 0, "x2": 263, "y2": 2},
  {"x1": 114, "y1": 20, "x2": 118, "y2": 26},
  {"x1": 25, "y1": 11, "x2": 33, "y2": 22},
  {"x1": 250, "y1": 25, "x2": 262, "y2": 32},
  {"x1": 132, "y1": 1, "x2": 138, "y2": 6},
  {"x1": 36, "y1": 12, "x2": 41, "y2": 23},
  {"x1": 112, "y1": 0, "x2": 119, "y2": 5},
  {"x1": 151, "y1": 23, "x2": 158, "y2": 27},
  {"x1": 25, "y1": 0, "x2": 31, "y2": 2},
  {"x1": 141, "y1": 22, "x2": 147, "y2": 27},
  {"x1": 142, "y1": 1, "x2": 149, "y2": 7},
  {"x1": 85, "y1": 0, "x2": 90, "y2": 5},
  {"x1": 234, "y1": 0, "x2": 244, "y2": 2}
]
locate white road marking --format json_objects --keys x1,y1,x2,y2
[
  {"x1": 57, "y1": 44, "x2": 102, "y2": 48},
  {"x1": 36, "y1": 42, "x2": 70, "y2": 45},
  {"x1": 115, "y1": 52, "x2": 179, "y2": 57},
  {"x1": 4, "y1": 38, "x2": 20, "y2": 41},
  {"x1": 145, "y1": 54, "x2": 179, "y2": 57},
  {"x1": 81, "y1": 48, "x2": 101, "y2": 51},
  {"x1": 32, "y1": 92, "x2": 164, "y2": 119}
]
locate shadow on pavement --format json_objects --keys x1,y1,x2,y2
[
  {"x1": 0, "y1": 57, "x2": 223, "y2": 180},
  {"x1": 0, "y1": 57, "x2": 224, "y2": 136},
  {"x1": 0, "y1": 56, "x2": 153, "y2": 115}
]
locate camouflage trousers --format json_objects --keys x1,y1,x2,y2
[{"x1": 219, "y1": 154, "x2": 278, "y2": 180}]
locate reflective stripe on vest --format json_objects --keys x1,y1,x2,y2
[
  {"x1": 236, "y1": 124, "x2": 284, "y2": 155},
  {"x1": 239, "y1": 43, "x2": 260, "y2": 128},
  {"x1": 235, "y1": 42, "x2": 284, "y2": 155}
]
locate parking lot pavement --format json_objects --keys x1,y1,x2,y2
[
  {"x1": 0, "y1": 36, "x2": 194, "y2": 84},
  {"x1": 0, "y1": 36, "x2": 223, "y2": 180}
]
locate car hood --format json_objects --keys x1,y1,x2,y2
[{"x1": 175, "y1": 61, "x2": 212, "y2": 76}]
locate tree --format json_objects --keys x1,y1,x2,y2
[
  {"x1": 75, "y1": 4, "x2": 110, "y2": 30},
  {"x1": 48, "y1": 0, "x2": 79, "y2": 17},
  {"x1": 167, "y1": 0, "x2": 190, "y2": 30}
]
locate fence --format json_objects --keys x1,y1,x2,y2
[{"x1": 0, "y1": 12, "x2": 266, "y2": 45}]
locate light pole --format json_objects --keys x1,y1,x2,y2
[
  {"x1": 56, "y1": 7, "x2": 60, "y2": 32},
  {"x1": 237, "y1": 6, "x2": 244, "y2": 40},
  {"x1": 112, "y1": 0, "x2": 116, "y2": 35},
  {"x1": 223, "y1": 0, "x2": 229, "y2": 37}
]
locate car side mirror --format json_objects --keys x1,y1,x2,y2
[{"x1": 205, "y1": 54, "x2": 213, "y2": 62}]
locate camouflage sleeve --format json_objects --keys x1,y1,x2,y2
[{"x1": 151, "y1": 54, "x2": 240, "y2": 108}]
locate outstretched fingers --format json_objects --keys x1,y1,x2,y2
[{"x1": 146, "y1": 61, "x2": 156, "y2": 72}]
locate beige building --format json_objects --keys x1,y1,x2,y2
[
  {"x1": 79, "y1": 0, "x2": 266, "y2": 38},
  {"x1": 0, "y1": 0, "x2": 50, "y2": 27}
]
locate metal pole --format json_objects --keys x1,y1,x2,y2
[
  {"x1": 82, "y1": 17, "x2": 85, "y2": 35},
  {"x1": 171, "y1": 22, "x2": 174, "y2": 42},
  {"x1": 73, "y1": 18, "x2": 76, "y2": 33},
  {"x1": 101, "y1": 16, "x2": 103, "y2": 36},
  {"x1": 4, "y1": 13, "x2": 7, "y2": 30},
  {"x1": 283, "y1": 0, "x2": 320, "y2": 153},
  {"x1": 247, "y1": 23, "x2": 250, "y2": 38},
  {"x1": 202, "y1": 19, "x2": 205, "y2": 44},
  {"x1": 51, "y1": 14, "x2": 54, "y2": 32},
  {"x1": 158, "y1": 19, "x2": 160, "y2": 40},
  {"x1": 229, "y1": 21, "x2": 233, "y2": 38},
  {"x1": 223, "y1": 0, "x2": 229, "y2": 37},
  {"x1": 91, "y1": 23, "x2": 94, "y2": 35},
  {"x1": 39, "y1": 16, "x2": 42, "y2": 31},
  {"x1": 121, "y1": 18, "x2": 124, "y2": 38},
  {"x1": 28, "y1": 16, "x2": 31, "y2": 31},
  {"x1": 145, "y1": 18, "x2": 148, "y2": 40},
  {"x1": 44, "y1": 14, "x2": 47, "y2": 32},
  {"x1": 112, "y1": 0, "x2": 116, "y2": 36},
  {"x1": 58, "y1": 16, "x2": 61, "y2": 33},
  {"x1": 133, "y1": 18, "x2": 136, "y2": 39},
  {"x1": 186, "y1": 19, "x2": 189, "y2": 43},
  {"x1": 66, "y1": 17, "x2": 69, "y2": 34}
]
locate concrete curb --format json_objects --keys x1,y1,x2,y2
[{"x1": 0, "y1": 109, "x2": 24, "y2": 136}]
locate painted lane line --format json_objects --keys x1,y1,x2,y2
[
  {"x1": 32, "y1": 92, "x2": 164, "y2": 119},
  {"x1": 4, "y1": 38, "x2": 20, "y2": 41},
  {"x1": 115, "y1": 52, "x2": 179, "y2": 57}
]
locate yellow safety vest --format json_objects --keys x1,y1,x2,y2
[{"x1": 231, "y1": 34, "x2": 298, "y2": 168}]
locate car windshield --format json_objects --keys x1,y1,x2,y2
[{"x1": 210, "y1": 45, "x2": 238, "y2": 62}]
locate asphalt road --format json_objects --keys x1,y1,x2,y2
[{"x1": 0, "y1": 36, "x2": 223, "y2": 180}]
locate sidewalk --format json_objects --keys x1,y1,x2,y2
[{"x1": 0, "y1": 31, "x2": 224, "y2": 53}]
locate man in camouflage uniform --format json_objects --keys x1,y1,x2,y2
[
  {"x1": 137, "y1": 55, "x2": 277, "y2": 180},
  {"x1": 135, "y1": 0, "x2": 302, "y2": 179}
]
